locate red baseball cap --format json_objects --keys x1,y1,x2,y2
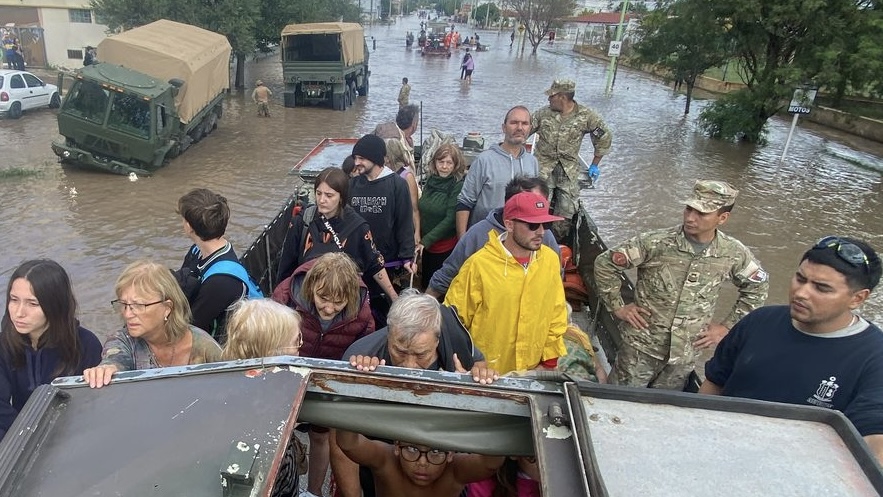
[{"x1": 503, "y1": 192, "x2": 564, "y2": 223}]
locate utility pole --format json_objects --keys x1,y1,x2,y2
[{"x1": 604, "y1": 0, "x2": 629, "y2": 94}]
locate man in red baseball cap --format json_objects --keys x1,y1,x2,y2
[{"x1": 445, "y1": 192, "x2": 568, "y2": 374}]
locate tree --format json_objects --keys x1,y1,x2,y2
[
  {"x1": 695, "y1": 0, "x2": 879, "y2": 142},
  {"x1": 472, "y1": 3, "x2": 501, "y2": 28},
  {"x1": 505, "y1": 0, "x2": 576, "y2": 54},
  {"x1": 633, "y1": 0, "x2": 728, "y2": 114}
]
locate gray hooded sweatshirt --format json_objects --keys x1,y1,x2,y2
[{"x1": 456, "y1": 143, "x2": 539, "y2": 228}]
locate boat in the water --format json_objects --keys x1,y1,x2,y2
[{"x1": 1, "y1": 139, "x2": 881, "y2": 495}]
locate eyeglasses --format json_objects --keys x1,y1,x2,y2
[
  {"x1": 814, "y1": 236, "x2": 870, "y2": 271},
  {"x1": 516, "y1": 220, "x2": 553, "y2": 231},
  {"x1": 398, "y1": 444, "x2": 449, "y2": 465},
  {"x1": 111, "y1": 299, "x2": 166, "y2": 314}
]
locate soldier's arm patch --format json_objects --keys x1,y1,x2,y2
[
  {"x1": 591, "y1": 126, "x2": 606, "y2": 139},
  {"x1": 748, "y1": 269, "x2": 768, "y2": 283},
  {"x1": 611, "y1": 251, "x2": 629, "y2": 267}
]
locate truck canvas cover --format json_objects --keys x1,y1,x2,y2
[
  {"x1": 281, "y1": 22, "x2": 365, "y2": 66},
  {"x1": 97, "y1": 19, "x2": 231, "y2": 124}
]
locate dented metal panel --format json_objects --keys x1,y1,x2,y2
[{"x1": 0, "y1": 364, "x2": 309, "y2": 497}]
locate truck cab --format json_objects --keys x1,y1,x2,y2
[
  {"x1": 281, "y1": 22, "x2": 369, "y2": 111},
  {"x1": 52, "y1": 65, "x2": 181, "y2": 175}
]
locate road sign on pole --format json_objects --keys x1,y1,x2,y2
[
  {"x1": 608, "y1": 41, "x2": 622, "y2": 57},
  {"x1": 788, "y1": 87, "x2": 818, "y2": 115}
]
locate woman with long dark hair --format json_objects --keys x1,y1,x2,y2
[{"x1": 0, "y1": 259, "x2": 102, "y2": 439}]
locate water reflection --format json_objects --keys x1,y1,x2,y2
[{"x1": 0, "y1": 17, "x2": 880, "y2": 340}]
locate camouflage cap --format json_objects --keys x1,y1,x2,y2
[
  {"x1": 682, "y1": 180, "x2": 738, "y2": 213},
  {"x1": 544, "y1": 79, "x2": 576, "y2": 96}
]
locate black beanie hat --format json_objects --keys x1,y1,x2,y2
[{"x1": 352, "y1": 134, "x2": 387, "y2": 167}]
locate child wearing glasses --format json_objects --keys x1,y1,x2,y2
[{"x1": 335, "y1": 430, "x2": 504, "y2": 497}]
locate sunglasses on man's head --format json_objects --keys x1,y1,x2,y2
[
  {"x1": 814, "y1": 236, "x2": 870, "y2": 271},
  {"x1": 515, "y1": 220, "x2": 553, "y2": 231}
]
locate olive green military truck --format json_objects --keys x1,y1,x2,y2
[
  {"x1": 51, "y1": 19, "x2": 231, "y2": 176},
  {"x1": 281, "y1": 22, "x2": 369, "y2": 111}
]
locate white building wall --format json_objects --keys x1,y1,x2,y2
[
  {"x1": 0, "y1": 0, "x2": 108, "y2": 68},
  {"x1": 40, "y1": 7, "x2": 107, "y2": 68}
]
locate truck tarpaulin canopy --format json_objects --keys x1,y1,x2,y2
[
  {"x1": 97, "y1": 19, "x2": 231, "y2": 124},
  {"x1": 281, "y1": 22, "x2": 365, "y2": 66}
]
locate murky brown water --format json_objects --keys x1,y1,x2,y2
[{"x1": 1, "y1": 18, "x2": 882, "y2": 340}]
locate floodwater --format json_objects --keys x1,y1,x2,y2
[{"x1": 0, "y1": 17, "x2": 882, "y2": 340}]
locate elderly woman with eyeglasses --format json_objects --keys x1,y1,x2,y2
[
  {"x1": 83, "y1": 260, "x2": 222, "y2": 388},
  {"x1": 221, "y1": 299, "x2": 302, "y2": 361}
]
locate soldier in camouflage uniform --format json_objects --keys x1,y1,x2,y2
[
  {"x1": 530, "y1": 79, "x2": 612, "y2": 239},
  {"x1": 594, "y1": 180, "x2": 769, "y2": 390}
]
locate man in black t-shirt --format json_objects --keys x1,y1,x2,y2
[{"x1": 701, "y1": 236, "x2": 883, "y2": 464}]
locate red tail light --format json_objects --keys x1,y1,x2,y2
[{"x1": 0, "y1": 92, "x2": 8, "y2": 102}]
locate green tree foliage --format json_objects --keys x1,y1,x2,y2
[
  {"x1": 472, "y1": 3, "x2": 501, "y2": 27},
  {"x1": 695, "y1": 0, "x2": 879, "y2": 142},
  {"x1": 505, "y1": 0, "x2": 577, "y2": 54},
  {"x1": 633, "y1": 0, "x2": 728, "y2": 115}
]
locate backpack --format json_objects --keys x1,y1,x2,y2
[{"x1": 203, "y1": 260, "x2": 264, "y2": 299}]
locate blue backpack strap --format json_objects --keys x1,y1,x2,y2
[{"x1": 202, "y1": 260, "x2": 264, "y2": 299}]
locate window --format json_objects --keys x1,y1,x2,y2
[
  {"x1": 67, "y1": 49, "x2": 83, "y2": 60},
  {"x1": 10, "y1": 75, "x2": 25, "y2": 89},
  {"x1": 68, "y1": 9, "x2": 92, "y2": 23},
  {"x1": 22, "y1": 73, "x2": 44, "y2": 88}
]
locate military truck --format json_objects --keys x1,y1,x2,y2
[
  {"x1": 280, "y1": 22, "x2": 369, "y2": 111},
  {"x1": 50, "y1": 19, "x2": 231, "y2": 176}
]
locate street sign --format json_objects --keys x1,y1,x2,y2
[
  {"x1": 608, "y1": 41, "x2": 622, "y2": 57},
  {"x1": 788, "y1": 88, "x2": 818, "y2": 115}
]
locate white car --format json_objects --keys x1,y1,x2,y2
[{"x1": 0, "y1": 69, "x2": 61, "y2": 119}]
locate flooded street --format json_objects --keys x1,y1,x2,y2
[{"x1": 0, "y1": 17, "x2": 882, "y2": 339}]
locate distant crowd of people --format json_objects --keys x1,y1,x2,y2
[{"x1": 2, "y1": 74, "x2": 882, "y2": 497}]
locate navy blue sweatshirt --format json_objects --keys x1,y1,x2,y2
[{"x1": 0, "y1": 326, "x2": 102, "y2": 439}]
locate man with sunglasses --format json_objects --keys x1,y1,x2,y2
[
  {"x1": 701, "y1": 237, "x2": 883, "y2": 462},
  {"x1": 595, "y1": 180, "x2": 769, "y2": 390},
  {"x1": 335, "y1": 430, "x2": 504, "y2": 497},
  {"x1": 445, "y1": 191, "x2": 568, "y2": 374}
]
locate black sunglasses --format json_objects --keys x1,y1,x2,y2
[
  {"x1": 515, "y1": 220, "x2": 553, "y2": 231},
  {"x1": 814, "y1": 236, "x2": 870, "y2": 271}
]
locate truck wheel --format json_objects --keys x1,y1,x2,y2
[
  {"x1": 8, "y1": 102, "x2": 21, "y2": 119},
  {"x1": 360, "y1": 78, "x2": 369, "y2": 96},
  {"x1": 206, "y1": 112, "x2": 218, "y2": 134},
  {"x1": 215, "y1": 104, "x2": 223, "y2": 119},
  {"x1": 344, "y1": 89, "x2": 352, "y2": 109},
  {"x1": 332, "y1": 93, "x2": 345, "y2": 111},
  {"x1": 190, "y1": 122, "x2": 204, "y2": 143}
]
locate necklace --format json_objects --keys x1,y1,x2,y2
[{"x1": 149, "y1": 340, "x2": 177, "y2": 367}]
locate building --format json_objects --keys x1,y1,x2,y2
[
  {"x1": 562, "y1": 12, "x2": 639, "y2": 48},
  {"x1": 0, "y1": 0, "x2": 107, "y2": 69}
]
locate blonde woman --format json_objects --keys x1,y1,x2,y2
[
  {"x1": 221, "y1": 299, "x2": 302, "y2": 361},
  {"x1": 83, "y1": 260, "x2": 222, "y2": 388},
  {"x1": 385, "y1": 138, "x2": 421, "y2": 247}
]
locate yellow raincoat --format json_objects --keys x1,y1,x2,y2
[{"x1": 445, "y1": 231, "x2": 567, "y2": 374}]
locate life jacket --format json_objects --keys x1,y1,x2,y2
[{"x1": 560, "y1": 245, "x2": 590, "y2": 306}]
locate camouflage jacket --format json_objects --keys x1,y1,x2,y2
[
  {"x1": 100, "y1": 325, "x2": 222, "y2": 371},
  {"x1": 594, "y1": 226, "x2": 769, "y2": 362},
  {"x1": 530, "y1": 103, "x2": 612, "y2": 179}
]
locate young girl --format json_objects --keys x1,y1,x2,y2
[
  {"x1": 466, "y1": 456, "x2": 541, "y2": 497},
  {"x1": 418, "y1": 143, "x2": 466, "y2": 288},
  {"x1": 272, "y1": 252, "x2": 374, "y2": 497},
  {"x1": 0, "y1": 259, "x2": 102, "y2": 439}
]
